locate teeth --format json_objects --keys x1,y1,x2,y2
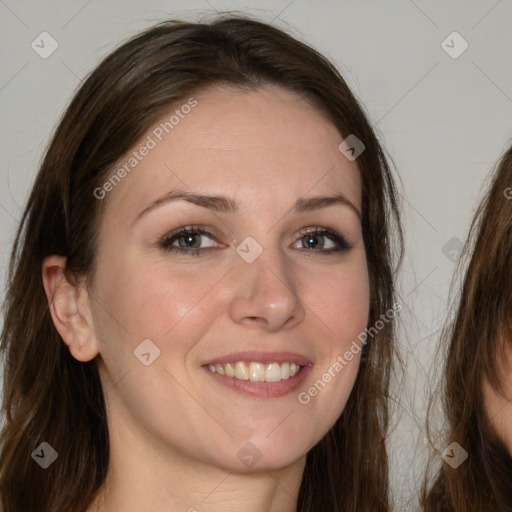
[
  {"x1": 265, "y1": 362, "x2": 282, "y2": 382},
  {"x1": 235, "y1": 361, "x2": 249, "y2": 380},
  {"x1": 224, "y1": 363, "x2": 235, "y2": 377},
  {"x1": 249, "y1": 362, "x2": 265, "y2": 381},
  {"x1": 207, "y1": 361, "x2": 305, "y2": 382}
]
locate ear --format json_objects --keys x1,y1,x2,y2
[{"x1": 42, "y1": 255, "x2": 100, "y2": 362}]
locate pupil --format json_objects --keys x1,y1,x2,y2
[
  {"x1": 305, "y1": 234, "x2": 321, "y2": 249},
  {"x1": 180, "y1": 233, "x2": 199, "y2": 248}
]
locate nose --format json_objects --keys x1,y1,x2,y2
[{"x1": 227, "y1": 247, "x2": 306, "y2": 332}]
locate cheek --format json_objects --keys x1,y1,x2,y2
[
  {"x1": 484, "y1": 379, "x2": 512, "y2": 456},
  {"x1": 93, "y1": 257, "x2": 227, "y2": 342},
  {"x1": 292, "y1": 256, "x2": 369, "y2": 417},
  {"x1": 302, "y1": 258, "x2": 370, "y2": 344}
]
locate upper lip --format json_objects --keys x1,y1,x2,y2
[{"x1": 202, "y1": 350, "x2": 313, "y2": 367}]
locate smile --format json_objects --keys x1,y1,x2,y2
[{"x1": 207, "y1": 361, "x2": 305, "y2": 382}]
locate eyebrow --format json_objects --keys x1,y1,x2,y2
[{"x1": 134, "y1": 190, "x2": 361, "y2": 224}]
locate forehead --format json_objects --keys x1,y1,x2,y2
[{"x1": 102, "y1": 85, "x2": 362, "y2": 219}]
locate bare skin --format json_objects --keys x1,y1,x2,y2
[{"x1": 483, "y1": 343, "x2": 512, "y2": 454}]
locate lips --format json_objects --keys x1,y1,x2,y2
[{"x1": 202, "y1": 351, "x2": 313, "y2": 399}]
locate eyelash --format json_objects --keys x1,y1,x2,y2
[{"x1": 158, "y1": 224, "x2": 351, "y2": 256}]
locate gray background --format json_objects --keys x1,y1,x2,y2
[{"x1": 1, "y1": 1, "x2": 511, "y2": 510}]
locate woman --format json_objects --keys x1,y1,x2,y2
[
  {"x1": 422, "y1": 145, "x2": 512, "y2": 511},
  {"x1": 0, "y1": 15, "x2": 403, "y2": 511}
]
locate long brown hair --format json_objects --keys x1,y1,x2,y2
[
  {"x1": 0, "y1": 14, "x2": 403, "y2": 511},
  {"x1": 421, "y1": 145, "x2": 512, "y2": 511}
]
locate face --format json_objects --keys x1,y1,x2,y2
[
  {"x1": 483, "y1": 343, "x2": 512, "y2": 454},
  {"x1": 88, "y1": 85, "x2": 369, "y2": 472}
]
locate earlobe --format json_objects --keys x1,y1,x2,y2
[{"x1": 42, "y1": 255, "x2": 99, "y2": 362}]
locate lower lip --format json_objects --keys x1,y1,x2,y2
[{"x1": 202, "y1": 365, "x2": 313, "y2": 399}]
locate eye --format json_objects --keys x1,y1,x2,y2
[
  {"x1": 293, "y1": 227, "x2": 351, "y2": 253},
  {"x1": 158, "y1": 225, "x2": 351, "y2": 257},
  {"x1": 159, "y1": 225, "x2": 221, "y2": 255}
]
